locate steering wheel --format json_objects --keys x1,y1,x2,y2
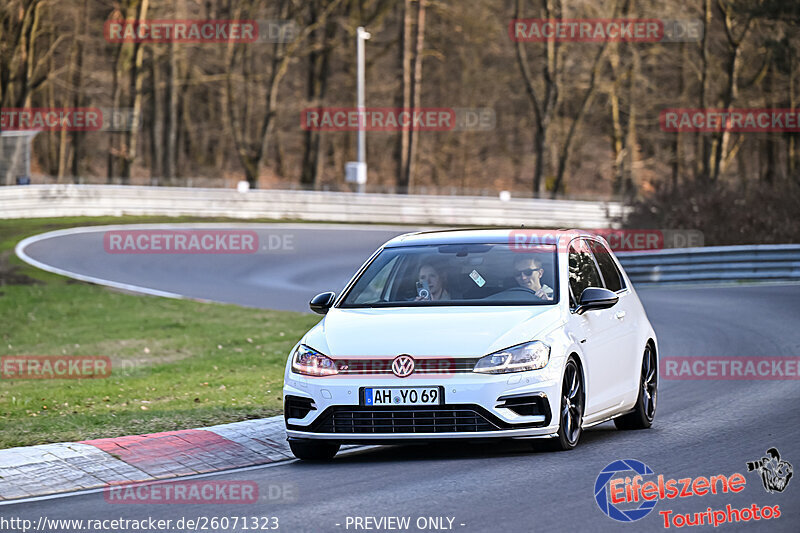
[
  {"x1": 484, "y1": 286, "x2": 541, "y2": 301},
  {"x1": 501, "y1": 286, "x2": 538, "y2": 295}
]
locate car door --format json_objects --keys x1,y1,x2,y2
[
  {"x1": 586, "y1": 238, "x2": 640, "y2": 408},
  {"x1": 565, "y1": 238, "x2": 620, "y2": 417}
]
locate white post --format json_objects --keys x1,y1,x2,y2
[{"x1": 356, "y1": 26, "x2": 370, "y2": 193}]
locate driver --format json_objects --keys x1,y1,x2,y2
[{"x1": 513, "y1": 256, "x2": 553, "y2": 300}]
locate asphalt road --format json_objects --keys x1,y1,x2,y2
[
  {"x1": 17, "y1": 224, "x2": 412, "y2": 311},
  {"x1": 7, "y1": 224, "x2": 800, "y2": 532}
]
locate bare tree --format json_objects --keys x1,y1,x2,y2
[
  {"x1": 403, "y1": 0, "x2": 426, "y2": 192},
  {"x1": 395, "y1": 0, "x2": 413, "y2": 193},
  {"x1": 513, "y1": 0, "x2": 560, "y2": 197},
  {"x1": 300, "y1": 0, "x2": 339, "y2": 188}
]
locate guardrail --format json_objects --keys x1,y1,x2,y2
[
  {"x1": 4, "y1": 185, "x2": 797, "y2": 287},
  {"x1": 0, "y1": 184, "x2": 626, "y2": 228},
  {"x1": 618, "y1": 245, "x2": 800, "y2": 285}
]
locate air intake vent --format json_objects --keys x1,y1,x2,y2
[
  {"x1": 496, "y1": 393, "x2": 551, "y2": 421},
  {"x1": 285, "y1": 395, "x2": 316, "y2": 420}
]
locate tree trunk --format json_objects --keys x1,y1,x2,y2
[
  {"x1": 301, "y1": 0, "x2": 336, "y2": 188},
  {"x1": 671, "y1": 42, "x2": 687, "y2": 191},
  {"x1": 149, "y1": 47, "x2": 162, "y2": 183},
  {"x1": 70, "y1": 0, "x2": 88, "y2": 182},
  {"x1": 107, "y1": 6, "x2": 126, "y2": 183},
  {"x1": 403, "y1": 0, "x2": 426, "y2": 191},
  {"x1": 608, "y1": 40, "x2": 625, "y2": 195},
  {"x1": 513, "y1": 0, "x2": 560, "y2": 197},
  {"x1": 396, "y1": 0, "x2": 413, "y2": 193},
  {"x1": 697, "y1": 0, "x2": 712, "y2": 180},
  {"x1": 551, "y1": 41, "x2": 608, "y2": 198},
  {"x1": 789, "y1": 52, "x2": 797, "y2": 183},
  {"x1": 624, "y1": 43, "x2": 640, "y2": 197},
  {"x1": 163, "y1": 10, "x2": 179, "y2": 184},
  {"x1": 763, "y1": 60, "x2": 777, "y2": 183},
  {"x1": 120, "y1": 0, "x2": 149, "y2": 183},
  {"x1": 710, "y1": 3, "x2": 750, "y2": 182}
]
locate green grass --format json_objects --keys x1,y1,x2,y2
[{"x1": 0, "y1": 217, "x2": 319, "y2": 449}]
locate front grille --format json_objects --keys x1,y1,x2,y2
[
  {"x1": 311, "y1": 406, "x2": 499, "y2": 433},
  {"x1": 335, "y1": 357, "x2": 480, "y2": 375}
]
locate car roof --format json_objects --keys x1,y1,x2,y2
[{"x1": 383, "y1": 228, "x2": 596, "y2": 248}]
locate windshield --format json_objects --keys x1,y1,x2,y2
[{"x1": 339, "y1": 243, "x2": 558, "y2": 307}]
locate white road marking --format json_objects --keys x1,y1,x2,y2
[{"x1": 14, "y1": 222, "x2": 422, "y2": 300}]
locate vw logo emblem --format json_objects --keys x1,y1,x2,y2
[{"x1": 392, "y1": 355, "x2": 415, "y2": 378}]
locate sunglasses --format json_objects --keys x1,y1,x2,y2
[{"x1": 515, "y1": 267, "x2": 542, "y2": 277}]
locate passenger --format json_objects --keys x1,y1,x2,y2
[
  {"x1": 513, "y1": 257, "x2": 553, "y2": 301},
  {"x1": 416, "y1": 261, "x2": 451, "y2": 301}
]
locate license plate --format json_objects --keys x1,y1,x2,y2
[{"x1": 363, "y1": 387, "x2": 442, "y2": 406}]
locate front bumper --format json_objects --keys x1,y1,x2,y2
[{"x1": 283, "y1": 366, "x2": 563, "y2": 441}]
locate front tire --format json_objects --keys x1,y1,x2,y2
[
  {"x1": 614, "y1": 344, "x2": 657, "y2": 430},
  {"x1": 543, "y1": 357, "x2": 584, "y2": 451},
  {"x1": 289, "y1": 440, "x2": 340, "y2": 461}
]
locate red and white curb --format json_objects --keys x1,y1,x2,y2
[{"x1": 0, "y1": 416, "x2": 293, "y2": 501}]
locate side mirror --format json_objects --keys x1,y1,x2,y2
[
  {"x1": 309, "y1": 292, "x2": 336, "y2": 315},
  {"x1": 575, "y1": 287, "x2": 618, "y2": 315}
]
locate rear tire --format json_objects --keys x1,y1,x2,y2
[
  {"x1": 289, "y1": 440, "x2": 340, "y2": 461},
  {"x1": 542, "y1": 357, "x2": 584, "y2": 451},
  {"x1": 614, "y1": 344, "x2": 657, "y2": 430}
]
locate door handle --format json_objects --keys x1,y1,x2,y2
[{"x1": 615, "y1": 311, "x2": 626, "y2": 320}]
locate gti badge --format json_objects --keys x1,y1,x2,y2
[{"x1": 392, "y1": 355, "x2": 415, "y2": 378}]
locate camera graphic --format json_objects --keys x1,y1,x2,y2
[{"x1": 746, "y1": 448, "x2": 793, "y2": 493}]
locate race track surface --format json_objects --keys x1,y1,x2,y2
[
  {"x1": 9, "y1": 224, "x2": 800, "y2": 532},
  {"x1": 17, "y1": 224, "x2": 410, "y2": 311}
]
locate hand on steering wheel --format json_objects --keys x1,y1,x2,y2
[{"x1": 505, "y1": 286, "x2": 551, "y2": 300}]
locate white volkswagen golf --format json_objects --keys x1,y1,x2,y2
[{"x1": 283, "y1": 229, "x2": 658, "y2": 460}]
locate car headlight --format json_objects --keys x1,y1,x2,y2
[
  {"x1": 473, "y1": 341, "x2": 550, "y2": 374},
  {"x1": 291, "y1": 345, "x2": 338, "y2": 376}
]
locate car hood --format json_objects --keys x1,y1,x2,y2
[{"x1": 302, "y1": 305, "x2": 563, "y2": 358}]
